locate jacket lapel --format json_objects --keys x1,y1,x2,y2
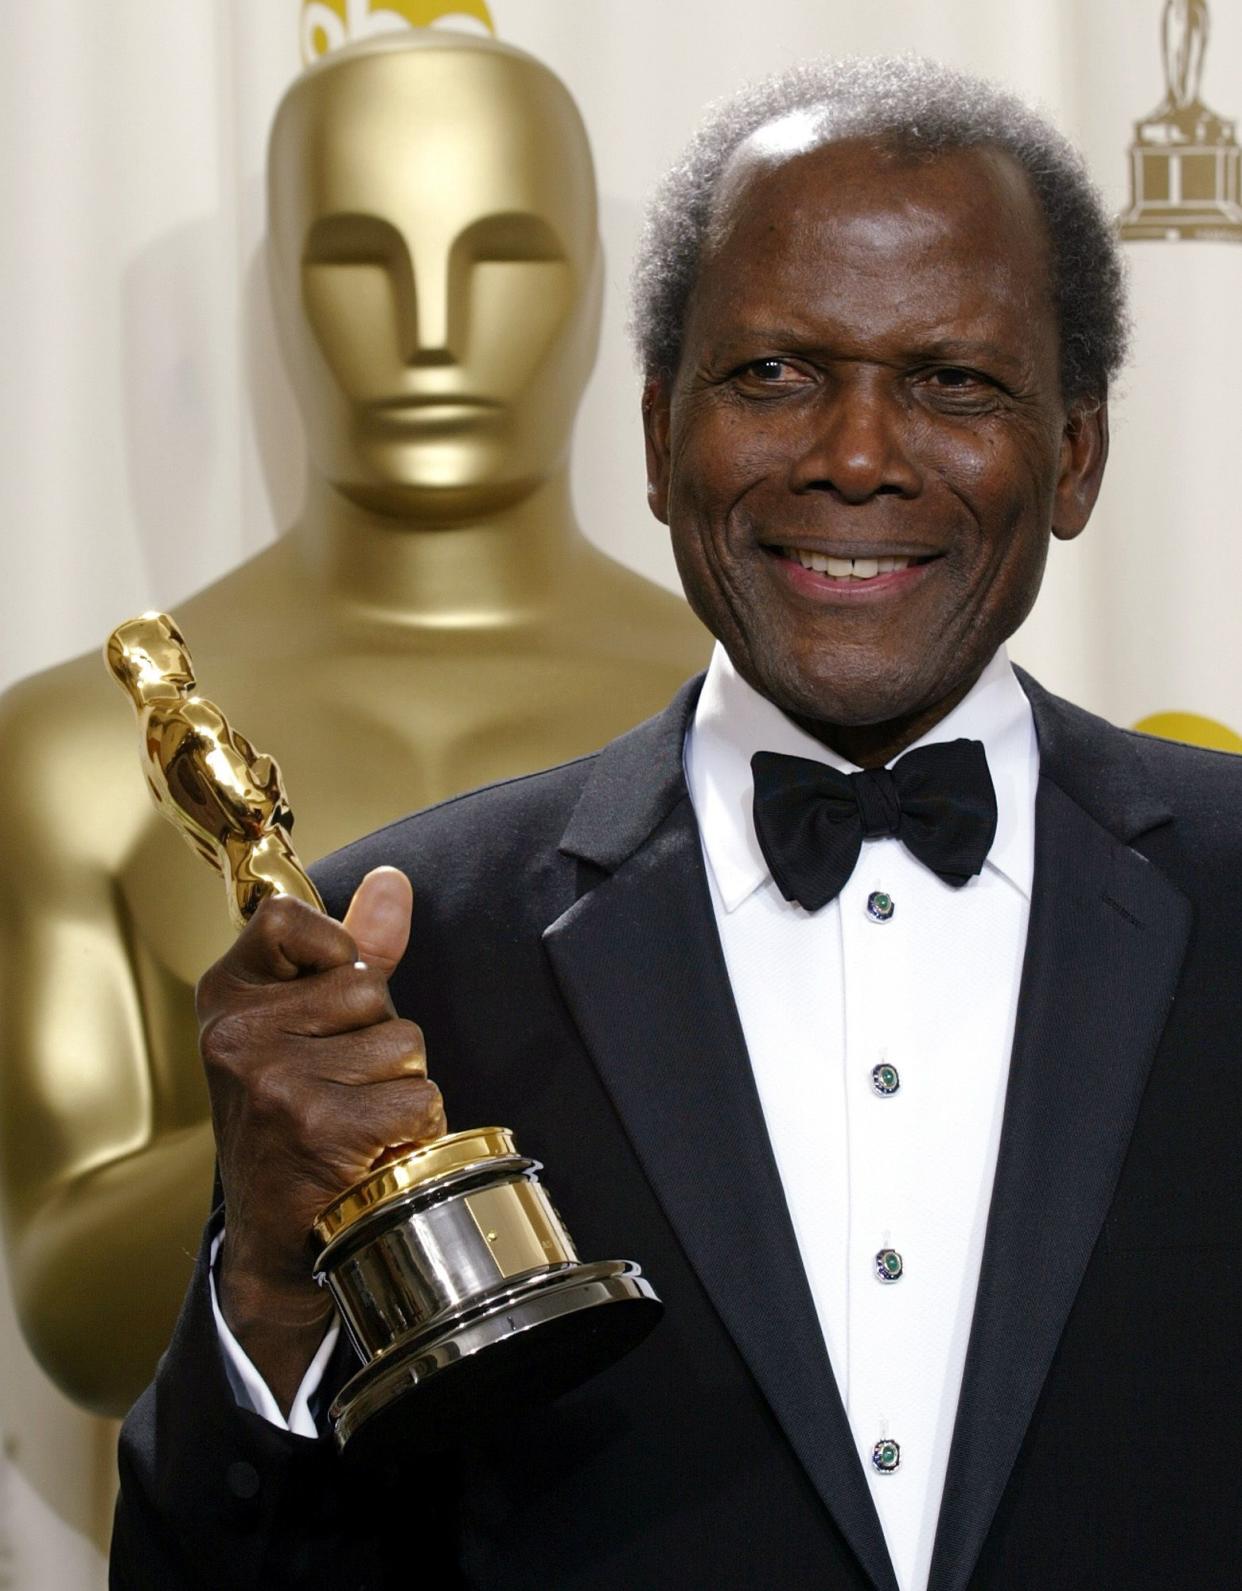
[
  {"x1": 928, "y1": 676, "x2": 1192, "y2": 1591},
  {"x1": 544, "y1": 681, "x2": 899, "y2": 1591}
]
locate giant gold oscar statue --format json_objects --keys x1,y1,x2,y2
[{"x1": 0, "y1": 32, "x2": 707, "y2": 1419}]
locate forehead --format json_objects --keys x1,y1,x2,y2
[
  {"x1": 269, "y1": 48, "x2": 596, "y2": 263},
  {"x1": 697, "y1": 138, "x2": 1054, "y2": 344}
]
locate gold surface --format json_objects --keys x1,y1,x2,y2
[
  {"x1": 460, "y1": 1177, "x2": 574, "y2": 1278},
  {"x1": 314, "y1": 1127, "x2": 516, "y2": 1243},
  {"x1": 0, "y1": 31, "x2": 708, "y2": 1416},
  {"x1": 104, "y1": 612, "x2": 326, "y2": 930}
]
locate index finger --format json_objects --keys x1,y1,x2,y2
[{"x1": 226, "y1": 894, "x2": 357, "y2": 984}]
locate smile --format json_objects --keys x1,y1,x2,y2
[{"x1": 779, "y1": 547, "x2": 929, "y2": 580}]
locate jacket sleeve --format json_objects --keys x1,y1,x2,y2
[{"x1": 110, "y1": 1209, "x2": 466, "y2": 1590}]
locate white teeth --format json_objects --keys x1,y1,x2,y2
[{"x1": 784, "y1": 548, "x2": 913, "y2": 580}]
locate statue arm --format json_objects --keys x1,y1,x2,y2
[{"x1": 0, "y1": 682, "x2": 216, "y2": 1416}]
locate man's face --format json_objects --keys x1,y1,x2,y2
[{"x1": 644, "y1": 137, "x2": 1107, "y2": 738}]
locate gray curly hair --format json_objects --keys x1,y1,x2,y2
[{"x1": 630, "y1": 55, "x2": 1128, "y2": 403}]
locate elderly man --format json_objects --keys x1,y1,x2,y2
[{"x1": 112, "y1": 55, "x2": 1239, "y2": 1591}]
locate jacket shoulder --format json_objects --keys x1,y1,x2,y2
[
  {"x1": 312, "y1": 752, "x2": 597, "y2": 921},
  {"x1": 1124, "y1": 725, "x2": 1242, "y2": 836},
  {"x1": 1020, "y1": 669, "x2": 1242, "y2": 862}
]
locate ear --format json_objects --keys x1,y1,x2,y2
[
  {"x1": 641, "y1": 376, "x2": 673, "y2": 525},
  {"x1": 1052, "y1": 397, "x2": 1109, "y2": 542}
]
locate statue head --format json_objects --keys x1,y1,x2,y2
[
  {"x1": 267, "y1": 33, "x2": 602, "y2": 519},
  {"x1": 105, "y1": 613, "x2": 197, "y2": 707}
]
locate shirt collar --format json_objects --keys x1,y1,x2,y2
[{"x1": 684, "y1": 643, "x2": 1038, "y2": 912}]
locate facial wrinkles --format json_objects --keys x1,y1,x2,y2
[
  {"x1": 654, "y1": 139, "x2": 1086, "y2": 747},
  {"x1": 674, "y1": 465, "x2": 752, "y2": 648}
]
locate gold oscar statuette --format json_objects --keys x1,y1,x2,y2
[{"x1": 105, "y1": 611, "x2": 662, "y2": 1458}]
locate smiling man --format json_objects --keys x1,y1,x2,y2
[{"x1": 112, "y1": 57, "x2": 1241, "y2": 1591}]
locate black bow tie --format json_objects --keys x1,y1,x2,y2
[{"x1": 750, "y1": 740, "x2": 998, "y2": 911}]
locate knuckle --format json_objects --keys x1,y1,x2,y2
[
  {"x1": 199, "y1": 1009, "x2": 255, "y2": 1078},
  {"x1": 247, "y1": 1061, "x2": 297, "y2": 1122},
  {"x1": 379, "y1": 1019, "x2": 426, "y2": 1069},
  {"x1": 339, "y1": 965, "x2": 391, "y2": 1025},
  {"x1": 297, "y1": 1091, "x2": 339, "y2": 1157},
  {"x1": 252, "y1": 893, "x2": 303, "y2": 939},
  {"x1": 414, "y1": 1079, "x2": 445, "y2": 1127}
]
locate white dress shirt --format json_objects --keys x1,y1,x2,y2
[
  {"x1": 217, "y1": 643, "x2": 1037, "y2": 1591},
  {"x1": 684, "y1": 642, "x2": 1036, "y2": 1591}
]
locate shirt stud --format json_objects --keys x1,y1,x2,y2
[
  {"x1": 871, "y1": 1438, "x2": 901, "y2": 1474},
  {"x1": 871, "y1": 1062, "x2": 900, "y2": 1096},
  {"x1": 875, "y1": 1247, "x2": 904, "y2": 1283},
  {"x1": 866, "y1": 890, "x2": 895, "y2": 923}
]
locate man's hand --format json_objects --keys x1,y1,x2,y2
[{"x1": 196, "y1": 865, "x2": 445, "y2": 1411}]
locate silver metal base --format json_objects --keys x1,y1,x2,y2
[
  {"x1": 312, "y1": 1139, "x2": 662, "y2": 1457},
  {"x1": 329, "y1": 1258, "x2": 661, "y2": 1459}
]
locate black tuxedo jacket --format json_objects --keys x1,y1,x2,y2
[{"x1": 112, "y1": 673, "x2": 1242, "y2": 1590}]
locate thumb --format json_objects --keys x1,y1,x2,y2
[{"x1": 341, "y1": 866, "x2": 413, "y2": 977}]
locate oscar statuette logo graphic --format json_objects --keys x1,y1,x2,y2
[
  {"x1": 301, "y1": 0, "x2": 496, "y2": 64},
  {"x1": 1121, "y1": 0, "x2": 1242, "y2": 241}
]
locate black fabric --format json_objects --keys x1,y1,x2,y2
[
  {"x1": 751, "y1": 739, "x2": 998, "y2": 910},
  {"x1": 111, "y1": 672, "x2": 1242, "y2": 1590}
]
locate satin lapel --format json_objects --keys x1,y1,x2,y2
[
  {"x1": 545, "y1": 789, "x2": 898, "y2": 1591},
  {"x1": 928, "y1": 692, "x2": 1192, "y2": 1591}
]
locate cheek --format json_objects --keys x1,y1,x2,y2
[
  {"x1": 929, "y1": 425, "x2": 1056, "y2": 544},
  {"x1": 669, "y1": 408, "x2": 782, "y2": 525}
]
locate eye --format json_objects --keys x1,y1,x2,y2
[
  {"x1": 929, "y1": 367, "x2": 981, "y2": 388},
  {"x1": 303, "y1": 213, "x2": 403, "y2": 267},
  {"x1": 917, "y1": 364, "x2": 1003, "y2": 413},
  {"x1": 731, "y1": 357, "x2": 812, "y2": 390}
]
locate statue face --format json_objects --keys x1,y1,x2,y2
[{"x1": 268, "y1": 41, "x2": 601, "y2": 516}]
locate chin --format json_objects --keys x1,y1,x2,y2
[
  {"x1": 359, "y1": 433, "x2": 512, "y2": 489},
  {"x1": 334, "y1": 468, "x2": 543, "y2": 522},
  {"x1": 733, "y1": 638, "x2": 943, "y2": 731}
]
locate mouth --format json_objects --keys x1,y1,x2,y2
[
  {"x1": 372, "y1": 394, "x2": 502, "y2": 411},
  {"x1": 367, "y1": 397, "x2": 503, "y2": 429},
  {"x1": 766, "y1": 544, "x2": 941, "y2": 599}
]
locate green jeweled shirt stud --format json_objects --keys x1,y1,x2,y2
[
  {"x1": 871, "y1": 1438, "x2": 901, "y2": 1474},
  {"x1": 871, "y1": 1062, "x2": 900, "y2": 1096},
  {"x1": 866, "y1": 890, "x2": 895, "y2": 923},
  {"x1": 875, "y1": 1247, "x2": 904, "y2": 1283}
]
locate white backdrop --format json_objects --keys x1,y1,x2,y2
[{"x1": 3, "y1": 1, "x2": 1241, "y2": 1582}]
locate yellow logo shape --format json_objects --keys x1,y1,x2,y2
[
  {"x1": 1133, "y1": 710, "x2": 1242, "y2": 753},
  {"x1": 302, "y1": 0, "x2": 495, "y2": 64}
]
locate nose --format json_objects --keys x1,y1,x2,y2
[
  {"x1": 395, "y1": 235, "x2": 460, "y2": 367},
  {"x1": 787, "y1": 375, "x2": 921, "y2": 502}
]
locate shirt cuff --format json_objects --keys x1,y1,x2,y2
[{"x1": 208, "y1": 1229, "x2": 340, "y2": 1439}]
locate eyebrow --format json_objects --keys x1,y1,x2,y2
[
  {"x1": 912, "y1": 337, "x2": 1027, "y2": 373},
  {"x1": 709, "y1": 326, "x2": 1030, "y2": 375}
]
